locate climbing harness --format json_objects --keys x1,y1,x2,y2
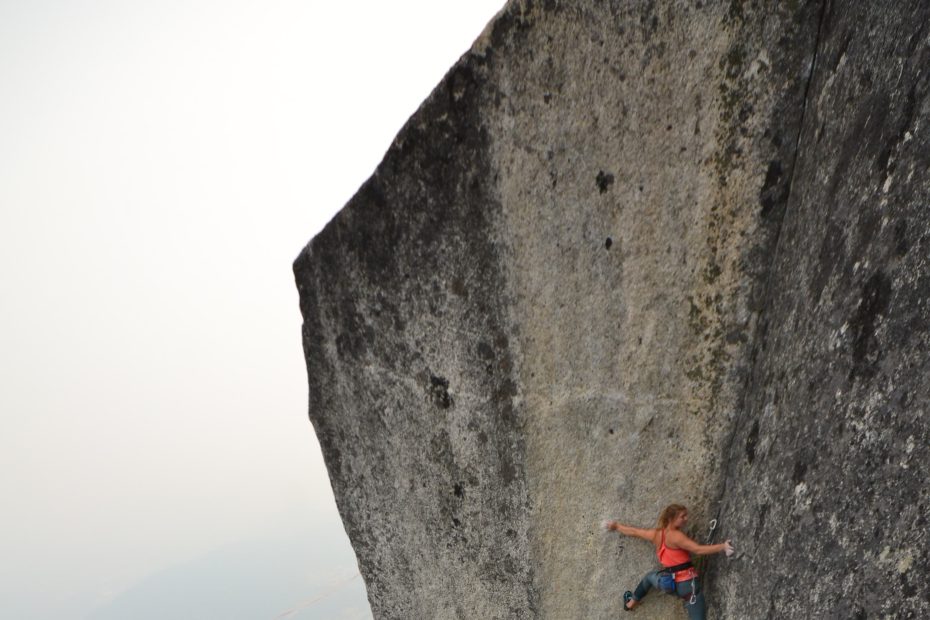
[{"x1": 657, "y1": 560, "x2": 693, "y2": 595}]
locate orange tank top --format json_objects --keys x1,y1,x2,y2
[{"x1": 658, "y1": 529, "x2": 698, "y2": 582}]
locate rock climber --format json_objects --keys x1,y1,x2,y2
[{"x1": 603, "y1": 504, "x2": 733, "y2": 619}]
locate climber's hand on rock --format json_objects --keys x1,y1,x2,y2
[
  {"x1": 601, "y1": 520, "x2": 614, "y2": 532},
  {"x1": 722, "y1": 540, "x2": 734, "y2": 557}
]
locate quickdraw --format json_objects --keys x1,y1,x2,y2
[{"x1": 688, "y1": 519, "x2": 717, "y2": 605}]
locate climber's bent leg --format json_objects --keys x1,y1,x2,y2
[{"x1": 632, "y1": 570, "x2": 660, "y2": 603}]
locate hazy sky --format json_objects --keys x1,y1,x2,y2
[{"x1": 0, "y1": 1, "x2": 505, "y2": 618}]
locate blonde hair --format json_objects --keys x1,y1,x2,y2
[{"x1": 657, "y1": 504, "x2": 687, "y2": 529}]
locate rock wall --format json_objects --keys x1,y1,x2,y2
[
  {"x1": 294, "y1": 1, "x2": 930, "y2": 618},
  {"x1": 713, "y1": 2, "x2": 930, "y2": 618}
]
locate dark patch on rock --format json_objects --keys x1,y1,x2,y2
[
  {"x1": 809, "y1": 223, "x2": 845, "y2": 303},
  {"x1": 605, "y1": 237, "x2": 613, "y2": 250},
  {"x1": 745, "y1": 418, "x2": 759, "y2": 464},
  {"x1": 595, "y1": 170, "x2": 615, "y2": 193},
  {"x1": 893, "y1": 219, "x2": 908, "y2": 257},
  {"x1": 853, "y1": 209, "x2": 881, "y2": 258},
  {"x1": 477, "y1": 341, "x2": 495, "y2": 360},
  {"x1": 899, "y1": 572, "x2": 917, "y2": 598},
  {"x1": 791, "y1": 459, "x2": 807, "y2": 485},
  {"x1": 849, "y1": 271, "x2": 892, "y2": 378},
  {"x1": 428, "y1": 374, "x2": 454, "y2": 409},
  {"x1": 753, "y1": 503, "x2": 769, "y2": 542},
  {"x1": 450, "y1": 276, "x2": 469, "y2": 298},
  {"x1": 759, "y1": 159, "x2": 784, "y2": 218},
  {"x1": 499, "y1": 448, "x2": 518, "y2": 485},
  {"x1": 494, "y1": 378, "x2": 518, "y2": 411},
  {"x1": 725, "y1": 328, "x2": 746, "y2": 344}
]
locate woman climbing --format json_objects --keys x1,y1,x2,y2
[{"x1": 603, "y1": 504, "x2": 733, "y2": 619}]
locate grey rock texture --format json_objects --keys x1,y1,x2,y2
[
  {"x1": 713, "y1": 2, "x2": 930, "y2": 618},
  {"x1": 294, "y1": 1, "x2": 930, "y2": 618}
]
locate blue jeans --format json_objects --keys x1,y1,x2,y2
[{"x1": 631, "y1": 569, "x2": 706, "y2": 620}]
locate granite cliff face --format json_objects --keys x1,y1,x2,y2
[
  {"x1": 294, "y1": 1, "x2": 930, "y2": 618},
  {"x1": 712, "y1": 3, "x2": 930, "y2": 618}
]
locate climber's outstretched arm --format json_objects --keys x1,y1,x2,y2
[
  {"x1": 666, "y1": 529, "x2": 733, "y2": 556},
  {"x1": 604, "y1": 520, "x2": 655, "y2": 541}
]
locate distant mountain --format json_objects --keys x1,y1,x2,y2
[{"x1": 86, "y1": 530, "x2": 371, "y2": 620}]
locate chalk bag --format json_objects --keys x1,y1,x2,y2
[{"x1": 657, "y1": 571, "x2": 676, "y2": 594}]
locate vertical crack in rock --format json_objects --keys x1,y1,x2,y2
[{"x1": 712, "y1": 0, "x2": 829, "y2": 534}]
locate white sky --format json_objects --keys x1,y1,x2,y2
[{"x1": 0, "y1": 1, "x2": 506, "y2": 618}]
